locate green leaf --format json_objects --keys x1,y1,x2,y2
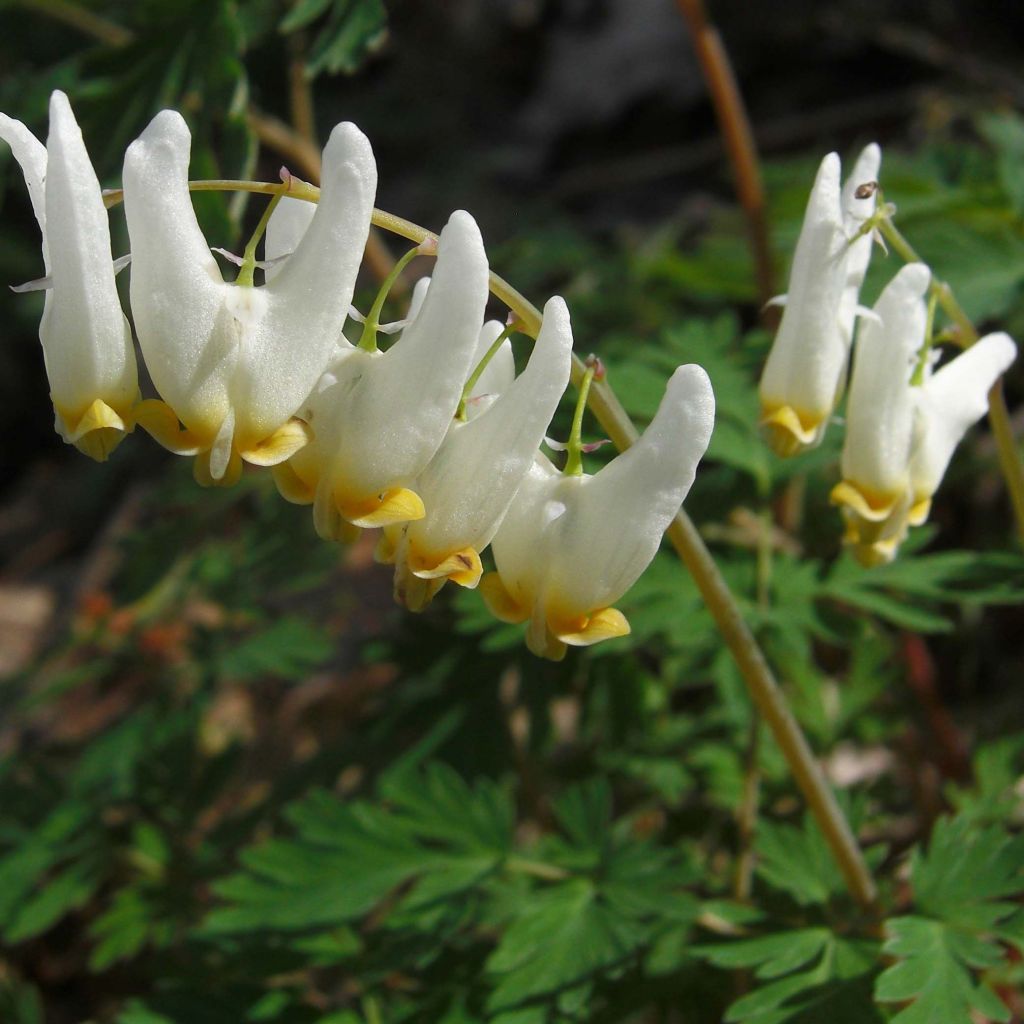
[
  {"x1": 754, "y1": 814, "x2": 846, "y2": 908},
  {"x1": 977, "y1": 111, "x2": 1024, "y2": 215},
  {"x1": 875, "y1": 816, "x2": 1023, "y2": 1023},
  {"x1": 696, "y1": 928, "x2": 881, "y2": 1023},
  {"x1": 485, "y1": 879, "x2": 645, "y2": 1012},
  {"x1": 203, "y1": 764, "x2": 513, "y2": 935},
  {"x1": 5, "y1": 860, "x2": 100, "y2": 943},
  {"x1": 215, "y1": 617, "x2": 334, "y2": 679},
  {"x1": 289, "y1": 0, "x2": 388, "y2": 79},
  {"x1": 279, "y1": 0, "x2": 335, "y2": 33},
  {"x1": 821, "y1": 550, "x2": 1024, "y2": 633},
  {"x1": 876, "y1": 917, "x2": 1010, "y2": 1023}
]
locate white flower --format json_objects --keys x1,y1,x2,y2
[
  {"x1": 908, "y1": 331, "x2": 1017, "y2": 519},
  {"x1": 378, "y1": 297, "x2": 573, "y2": 611},
  {"x1": 759, "y1": 144, "x2": 880, "y2": 456},
  {"x1": 480, "y1": 364, "x2": 715, "y2": 660},
  {"x1": 832, "y1": 262, "x2": 1017, "y2": 564},
  {"x1": 272, "y1": 211, "x2": 491, "y2": 540},
  {"x1": 831, "y1": 263, "x2": 929, "y2": 565},
  {"x1": 1, "y1": 90, "x2": 137, "y2": 459},
  {"x1": 122, "y1": 110, "x2": 376, "y2": 485}
]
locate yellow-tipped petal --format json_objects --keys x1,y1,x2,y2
[
  {"x1": 375, "y1": 528, "x2": 399, "y2": 565},
  {"x1": 193, "y1": 447, "x2": 243, "y2": 488},
  {"x1": 526, "y1": 614, "x2": 568, "y2": 661},
  {"x1": 340, "y1": 487, "x2": 425, "y2": 528},
  {"x1": 393, "y1": 562, "x2": 447, "y2": 612},
  {"x1": 411, "y1": 546, "x2": 483, "y2": 588},
  {"x1": 61, "y1": 398, "x2": 131, "y2": 462},
  {"x1": 553, "y1": 607, "x2": 631, "y2": 648},
  {"x1": 134, "y1": 399, "x2": 210, "y2": 456},
  {"x1": 759, "y1": 403, "x2": 825, "y2": 457},
  {"x1": 829, "y1": 480, "x2": 902, "y2": 522},
  {"x1": 240, "y1": 418, "x2": 312, "y2": 467},
  {"x1": 479, "y1": 572, "x2": 528, "y2": 624},
  {"x1": 908, "y1": 495, "x2": 931, "y2": 527},
  {"x1": 272, "y1": 460, "x2": 316, "y2": 505}
]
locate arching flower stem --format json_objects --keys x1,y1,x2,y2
[{"x1": 104, "y1": 177, "x2": 879, "y2": 916}]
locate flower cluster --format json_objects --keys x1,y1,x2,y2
[
  {"x1": 759, "y1": 146, "x2": 1017, "y2": 564},
  {"x1": 1, "y1": 92, "x2": 716, "y2": 659}
]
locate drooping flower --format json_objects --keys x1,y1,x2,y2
[
  {"x1": 831, "y1": 262, "x2": 1017, "y2": 564},
  {"x1": 908, "y1": 331, "x2": 1017, "y2": 523},
  {"x1": 271, "y1": 210, "x2": 491, "y2": 540},
  {"x1": 378, "y1": 297, "x2": 573, "y2": 611},
  {"x1": 480, "y1": 364, "x2": 715, "y2": 660},
  {"x1": 122, "y1": 110, "x2": 376, "y2": 485},
  {"x1": 1, "y1": 90, "x2": 138, "y2": 460},
  {"x1": 830, "y1": 263, "x2": 930, "y2": 565},
  {"x1": 759, "y1": 144, "x2": 880, "y2": 456}
]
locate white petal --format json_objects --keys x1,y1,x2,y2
[
  {"x1": 409, "y1": 295, "x2": 573, "y2": 556},
  {"x1": 759, "y1": 153, "x2": 848, "y2": 434},
  {"x1": 405, "y1": 274, "x2": 431, "y2": 323},
  {"x1": 263, "y1": 195, "x2": 315, "y2": 281},
  {"x1": 323, "y1": 210, "x2": 489, "y2": 498},
  {"x1": 547, "y1": 363, "x2": 715, "y2": 615},
  {"x1": 239, "y1": 122, "x2": 376, "y2": 441},
  {"x1": 840, "y1": 263, "x2": 929, "y2": 497},
  {"x1": 838, "y1": 143, "x2": 881, "y2": 347},
  {"x1": 468, "y1": 319, "x2": 516, "y2": 404},
  {"x1": 910, "y1": 331, "x2": 1017, "y2": 497},
  {"x1": 489, "y1": 455, "x2": 563, "y2": 612},
  {"x1": 0, "y1": 110, "x2": 48, "y2": 261},
  {"x1": 40, "y1": 92, "x2": 137, "y2": 423},
  {"x1": 123, "y1": 110, "x2": 230, "y2": 438}
]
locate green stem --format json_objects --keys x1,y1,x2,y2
[
  {"x1": 235, "y1": 192, "x2": 283, "y2": 287},
  {"x1": 104, "y1": 177, "x2": 881, "y2": 915},
  {"x1": 357, "y1": 243, "x2": 424, "y2": 352},
  {"x1": 911, "y1": 289, "x2": 939, "y2": 387},
  {"x1": 563, "y1": 359, "x2": 598, "y2": 476},
  {"x1": 876, "y1": 216, "x2": 1024, "y2": 546},
  {"x1": 458, "y1": 318, "x2": 520, "y2": 420}
]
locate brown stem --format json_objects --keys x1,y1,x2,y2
[
  {"x1": 674, "y1": 0, "x2": 775, "y2": 310},
  {"x1": 17, "y1": 0, "x2": 133, "y2": 46},
  {"x1": 287, "y1": 32, "x2": 317, "y2": 149}
]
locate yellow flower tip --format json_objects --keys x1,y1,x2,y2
[
  {"x1": 133, "y1": 398, "x2": 209, "y2": 456},
  {"x1": 479, "y1": 572, "x2": 528, "y2": 624},
  {"x1": 411, "y1": 546, "x2": 483, "y2": 588},
  {"x1": 271, "y1": 460, "x2": 316, "y2": 505},
  {"x1": 340, "y1": 487, "x2": 425, "y2": 528},
  {"x1": 908, "y1": 494, "x2": 931, "y2": 527},
  {"x1": 374, "y1": 528, "x2": 399, "y2": 565},
  {"x1": 193, "y1": 447, "x2": 243, "y2": 488},
  {"x1": 526, "y1": 618, "x2": 568, "y2": 662},
  {"x1": 759, "y1": 403, "x2": 825, "y2": 458},
  {"x1": 240, "y1": 418, "x2": 312, "y2": 468},
  {"x1": 59, "y1": 398, "x2": 131, "y2": 462},
  {"x1": 850, "y1": 538, "x2": 899, "y2": 568},
  {"x1": 337, "y1": 520, "x2": 363, "y2": 545},
  {"x1": 552, "y1": 607, "x2": 631, "y2": 648},
  {"x1": 829, "y1": 480, "x2": 902, "y2": 522},
  {"x1": 393, "y1": 565, "x2": 446, "y2": 613}
]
